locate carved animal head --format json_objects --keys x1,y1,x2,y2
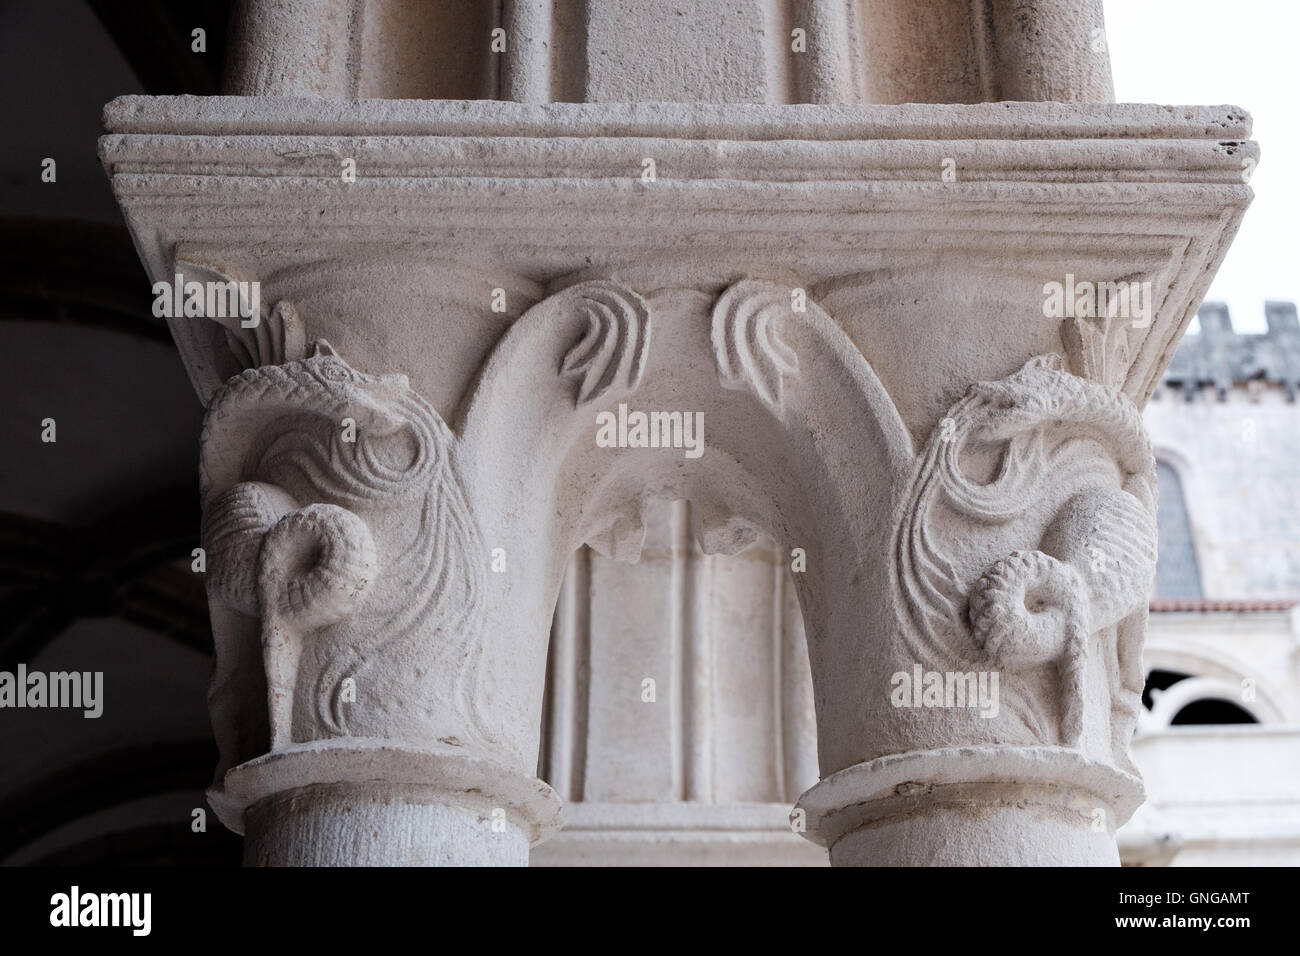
[
  {"x1": 290, "y1": 340, "x2": 413, "y2": 436},
  {"x1": 966, "y1": 355, "x2": 1068, "y2": 434},
  {"x1": 201, "y1": 340, "x2": 438, "y2": 503},
  {"x1": 960, "y1": 354, "x2": 1152, "y2": 485}
]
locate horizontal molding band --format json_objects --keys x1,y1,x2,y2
[{"x1": 103, "y1": 97, "x2": 1251, "y2": 142}]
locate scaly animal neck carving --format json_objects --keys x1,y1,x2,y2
[{"x1": 200, "y1": 340, "x2": 487, "y2": 753}]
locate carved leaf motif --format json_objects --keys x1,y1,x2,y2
[
  {"x1": 1059, "y1": 276, "x2": 1153, "y2": 392},
  {"x1": 558, "y1": 282, "x2": 651, "y2": 406},
  {"x1": 711, "y1": 280, "x2": 801, "y2": 413},
  {"x1": 224, "y1": 299, "x2": 306, "y2": 370},
  {"x1": 173, "y1": 256, "x2": 306, "y2": 368},
  {"x1": 1064, "y1": 314, "x2": 1130, "y2": 392}
]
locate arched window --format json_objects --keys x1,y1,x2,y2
[
  {"x1": 1142, "y1": 673, "x2": 1268, "y2": 728},
  {"x1": 1170, "y1": 700, "x2": 1258, "y2": 725},
  {"x1": 1154, "y1": 461, "x2": 1203, "y2": 598}
]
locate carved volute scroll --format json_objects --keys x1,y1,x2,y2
[{"x1": 558, "y1": 282, "x2": 651, "y2": 407}]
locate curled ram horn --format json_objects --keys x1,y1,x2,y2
[
  {"x1": 255, "y1": 503, "x2": 377, "y2": 750},
  {"x1": 968, "y1": 549, "x2": 1089, "y2": 744},
  {"x1": 258, "y1": 503, "x2": 378, "y2": 631},
  {"x1": 202, "y1": 481, "x2": 378, "y2": 629},
  {"x1": 202, "y1": 481, "x2": 298, "y2": 615},
  {"x1": 968, "y1": 549, "x2": 1087, "y2": 670}
]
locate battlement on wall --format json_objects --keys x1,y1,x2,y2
[{"x1": 1160, "y1": 302, "x2": 1300, "y2": 402}]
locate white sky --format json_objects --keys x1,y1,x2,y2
[{"x1": 1104, "y1": 0, "x2": 1300, "y2": 333}]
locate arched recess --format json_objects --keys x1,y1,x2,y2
[
  {"x1": 0, "y1": 740, "x2": 226, "y2": 864},
  {"x1": 0, "y1": 482, "x2": 210, "y2": 668},
  {"x1": 1170, "y1": 699, "x2": 1258, "y2": 725},
  {"x1": 456, "y1": 278, "x2": 915, "y2": 777},
  {"x1": 535, "y1": 515, "x2": 821, "y2": 809}
]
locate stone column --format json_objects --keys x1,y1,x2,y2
[
  {"x1": 223, "y1": 0, "x2": 357, "y2": 97},
  {"x1": 224, "y1": 0, "x2": 1115, "y2": 106}
]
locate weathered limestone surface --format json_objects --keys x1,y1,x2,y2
[{"x1": 102, "y1": 2, "x2": 1254, "y2": 866}]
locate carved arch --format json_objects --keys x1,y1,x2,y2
[{"x1": 455, "y1": 277, "x2": 918, "y2": 780}]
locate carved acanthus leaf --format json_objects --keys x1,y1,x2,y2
[{"x1": 225, "y1": 299, "x2": 306, "y2": 370}]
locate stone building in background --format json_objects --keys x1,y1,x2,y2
[{"x1": 1128, "y1": 302, "x2": 1300, "y2": 866}]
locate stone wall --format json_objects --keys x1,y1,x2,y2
[{"x1": 1147, "y1": 303, "x2": 1300, "y2": 599}]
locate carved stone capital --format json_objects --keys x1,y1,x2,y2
[{"x1": 102, "y1": 96, "x2": 1252, "y2": 866}]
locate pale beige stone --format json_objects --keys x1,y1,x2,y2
[{"x1": 101, "y1": 6, "x2": 1254, "y2": 867}]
